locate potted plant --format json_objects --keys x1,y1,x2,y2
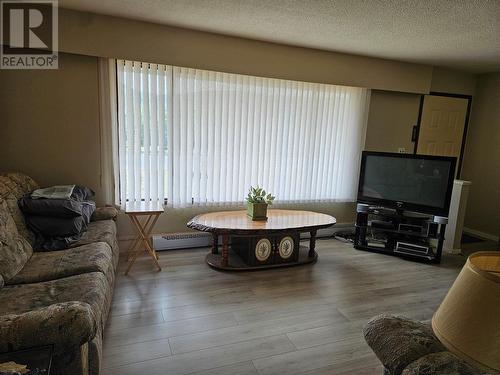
[{"x1": 246, "y1": 186, "x2": 275, "y2": 221}]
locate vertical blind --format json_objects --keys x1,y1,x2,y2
[
  {"x1": 116, "y1": 60, "x2": 371, "y2": 207},
  {"x1": 116, "y1": 60, "x2": 170, "y2": 206}
]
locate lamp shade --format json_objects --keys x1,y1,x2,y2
[{"x1": 432, "y1": 251, "x2": 500, "y2": 374}]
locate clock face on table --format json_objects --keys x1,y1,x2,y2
[
  {"x1": 255, "y1": 238, "x2": 272, "y2": 261},
  {"x1": 279, "y1": 236, "x2": 294, "y2": 259}
]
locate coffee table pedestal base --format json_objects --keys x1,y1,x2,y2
[{"x1": 206, "y1": 245, "x2": 317, "y2": 271}]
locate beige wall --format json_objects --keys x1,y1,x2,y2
[
  {"x1": 0, "y1": 53, "x2": 104, "y2": 202},
  {"x1": 431, "y1": 67, "x2": 477, "y2": 96},
  {"x1": 0, "y1": 56, "x2": 409, "y2": 238},
  {"x1": 0, "y1": 33, "x2": 485, "y2": 238},
  {"x1": 0, "y1": 53, "x2": 357, "y2": 238},
  {"x1": 365, "y1": 90, "x2": 421, "y2": 153},
  {"x1": 0, "y1": 52, "x2": 482, "y2": 238},
  {"x1": 56, "y1": 8, "x2": 433, "y2": 94},
  {"x1": 461, "y1": 73, "x2": 500, "y2": 238}
]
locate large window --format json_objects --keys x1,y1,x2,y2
[{"x1": 116, "y1": 60, "x2": 370, "y2": 207}]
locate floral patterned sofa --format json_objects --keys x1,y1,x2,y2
[
  {"x1": 0, "y1": 172, "x2": 119, "y2": 375},
  {"x1": 364, "y1": 314, "x2": 486, "y2": 375}
]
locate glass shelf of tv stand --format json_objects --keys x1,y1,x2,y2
[{"x1": 354, "y1": 224, "x2": 443, "y2": 240}]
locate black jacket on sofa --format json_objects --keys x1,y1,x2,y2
[{"x1": 19, "y1": 185, "x2": 96, "y2": 250}]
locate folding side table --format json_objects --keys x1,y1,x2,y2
[{"x1": 124, "y1": 201, "x2": 163, "y2": 275}]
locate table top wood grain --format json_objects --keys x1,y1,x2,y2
[{"x1": 188, "y1": 209, "x2": 336, "y2": 233}]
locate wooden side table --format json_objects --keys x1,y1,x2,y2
[{"x1": 124, "y1": 201, "x2": 163, "y2": 275}]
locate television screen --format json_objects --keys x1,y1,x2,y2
[{"x1": 357, "y1": 152, "x2": 456, "y2": 216}]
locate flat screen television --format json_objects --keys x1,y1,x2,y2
[{"x1": 357, "y1": 151, "x2": 457, "y2": 216}]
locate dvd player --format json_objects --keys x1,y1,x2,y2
[{"x1": 394, "y1": 241, "x2": 433, "y2": 259}]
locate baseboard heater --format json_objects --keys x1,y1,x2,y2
[
  {"x1": 153, "y1": 232, "x2": 212, "y2": 250},
  {"x1": 153, "y1": 224, "x2": 353, "y2": 251}
]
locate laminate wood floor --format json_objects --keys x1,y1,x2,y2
[{"x1": 103, "y1": 238, "x2": 467, "y2": 375}]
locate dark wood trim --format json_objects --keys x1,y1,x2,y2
[
  {"x1": 211, "y1": 232, "x2": 218, "y2": 254},
  {"x1": 412, "y1": 95, "x2": 425, "y2": 154},
  {"x1": 221, "y1": 235, "x2": 229, "y2": 267},
  {"x1": 429, "y1": 91, "x2": 473, "y2": 100},
  {"x1": 414, "y1": 92, "x2": 473, "y2": 178},
  {"x1": 308, "y1": 230, "x2": 317, "y2": 258}
]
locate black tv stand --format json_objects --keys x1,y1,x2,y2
[{"x1": 354, "y1": 204, "x2": 447, "y2": 263}]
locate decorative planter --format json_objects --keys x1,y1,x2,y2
[{"x1": 247, "y1": 202, "x2": 268, "y2": 221}]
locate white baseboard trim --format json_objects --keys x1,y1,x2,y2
[{"x1": 463, "y1": 227, "x2": 499, "y2": 242}]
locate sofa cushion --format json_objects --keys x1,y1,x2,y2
[
  {"x1": 0, "y1": 200, "x2": 33, "y2": 281},
  {"x1": 73, "y1": 220, "x2": 116, "y2": 249},
  {"x1": 72, "y1": 220, "x2": 119, "y2": 269},
  {"x1": 91, "y1": 206, "x2": 118, "y2": 221},
  {"x1": 0, "y1": 272, "x2": 111, "y2": 333},
  {"x1": 0, "y1": 173, "x2": 39, "y2": 199},
  {"x1": 7, "y1": 242, "x2": 113, "y2": 286},
  {"x1": 4, "y1": 194, "x2": 36, "y2": 245},
  {"x1": 402, "y1": 352, "x2": 484, "y2": 375},
  {"x1": 0, "y1": 174, "x2": 38, "y2": 244},
  {"x1": 364, "y1": 314, "x2": 446, "y2": 375}
]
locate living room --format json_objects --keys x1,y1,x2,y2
[{"x1": 0, "y1": 1, "x2": 499, "y2": 375}]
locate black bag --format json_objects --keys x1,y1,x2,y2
[
  {"x1": 19, "y1": 197, "x2": 90, "y2": 218},
  {"x1": 28, "y1": 215, "x2": 88, "y2": 237},
  {"x1": 18, "y1": 185, "x2": 96, "y2": 250}
]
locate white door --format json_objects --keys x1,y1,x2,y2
[{"x1": 417, "y1": 95, "x2": 469, "y2": 158}]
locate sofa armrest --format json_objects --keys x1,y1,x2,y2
[
  {"x1": 402, "y1": 352, "x2": 484, "y2": 375},
  {"x1": 0, "y1": 301, "x2": 97, "y2": 354},
  {"x1": 363, "y1": 314, "x2": 446, "y2": 375},
  {"x1": 91, "y1": 206, "x2": 118, "y2": 222}
]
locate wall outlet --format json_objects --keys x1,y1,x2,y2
[{"x1": 398, "y1": 147, "x2": 407, "y2": 153}]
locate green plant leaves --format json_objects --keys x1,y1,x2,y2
[{"x1": 246, "y1": 185, "x2": 275, "y2": 204}]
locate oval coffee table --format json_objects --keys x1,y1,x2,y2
[{"x1": 187, "y1": 209, "x2": 336, "y2": 271}]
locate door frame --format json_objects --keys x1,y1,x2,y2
[{"x1": 413, "y1": 91, "x2": 473, "y2": 179}]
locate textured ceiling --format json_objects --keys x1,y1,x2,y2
[{"x1": 59, "y1": 0, "x2": 500, "y2": 73}]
